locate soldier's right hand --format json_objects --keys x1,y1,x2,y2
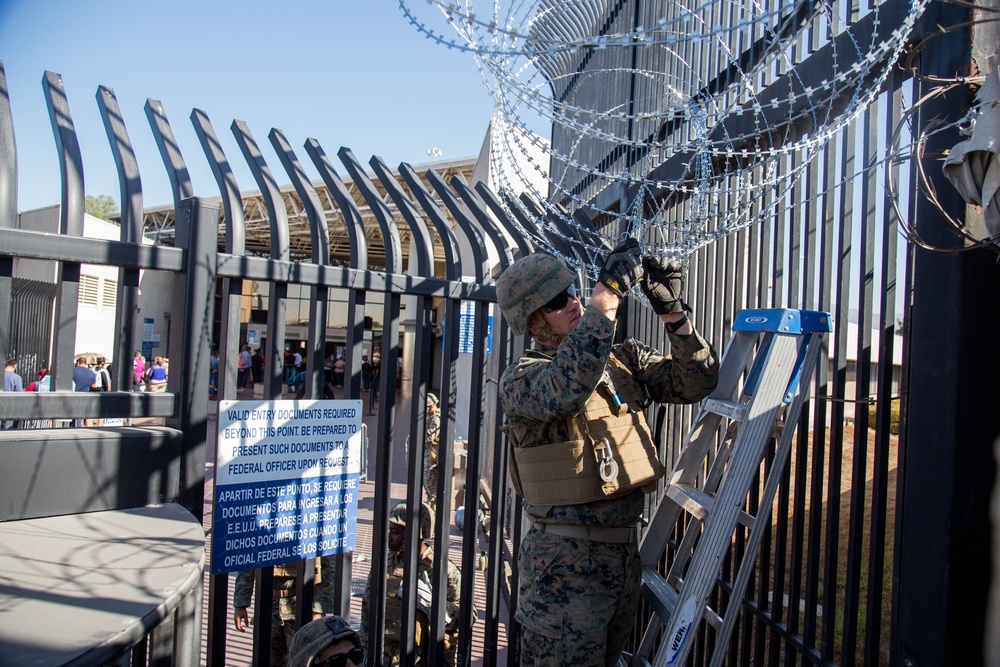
[
  {"x1": 234, "y1": 606, "x2": 250, "y2": 632},
  {"x1": 598, "y1": 237, "x2": 644, "y2": 297}
]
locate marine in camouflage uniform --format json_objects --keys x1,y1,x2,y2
[
  {"x1": 360, "y1": 501, "x2": 462, "y2": 667},
  {"x1": 422, "y1": 393, "x2": 442, "y2": 513},
  {"x1": 496, "y1": 244, "x2": 719, "y2": 667},
  {"x1": 233, "y1": 557, "x2": 339, "y2": 667}
]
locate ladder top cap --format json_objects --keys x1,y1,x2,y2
[{"x1": 732, "y1": 308, "x2": 832, "y2": 334}]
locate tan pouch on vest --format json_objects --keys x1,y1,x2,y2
[
  {"x1": 512, "y1": 418, "x2": 663, "y2": 505},
  {"x1": 505, "y1": 354, "x2": 665, "y2": 506}
]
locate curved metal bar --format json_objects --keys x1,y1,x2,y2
[
  {"x1": 191, "y1": 108, "x2": 245, "y2": 256},
  {"x1": 520, "y1": 193, "x2": 592, "y2": 265},
  {"x1": 0, "y1": 62, "x2": 16, "y2": 356},
  {"x1": 97, "y1": 86, "x2": 143, "y2": 241},
  {"x1": 144, "y1": 99, "x2": 194, "y2": 210},
  {"x1": 0, "y1": 62, "x2": 17, "y2": 230},
  {"x1": 42, "y1": 70, "x2": 84, "y2": 391},
  {"x1": 450, "y1": 175, "x2": 521, "y2": 272},
  {"x1": 231, "y1": 118, "x2": 289, "y2": 420},
  {"x1": 397, "y1": 162, "x2": 462, "y2": 281},
  {"x1": 304, "y1": 136, "x2": 369, "y2": 619},
  {"x1": 96, "y1": 85, "x2": 143, "y2": 391},
  {"x1": 191, "y1": 111, "x2": 251, "y2": 667},
  {"x1": 269, "y1": 129, "x2": 330, "y2": 266},
  {"x1": 43, "y1": 71, "x2": 84, "y2": 237},
  {"x1": 228, "y1": 118, "x2": 288, "y2": 664},
  {"x1": 425, "y1": 169, "x2": 489, "y2": 283},
  {"x1": 303, "y1": 139, "x2": 367, "y2": 271},
  {"x1": 231, "y1": 120, "x2": 290, "y2": 263},
  {"x1": 513, "y1": 193, "x2": 587, "y2": 289},
  {"x1": 553, "y1": 199, "x2": 610, "y2": 255},
  {"x1": 337, "y1": 147, "x2": 402, "y2": 275},
  {"x1": 369, "y1": 156, "x2": 432, "y2": 278},
  {"x1": 473, "y1": 183, "x2": 534, "y2": 260},
  {"x1": 504, "y1": 192, "x2": 572, "y2": 259},
  {"x1": 269, "y1": 127, "x2": 330, "y2": 406}
]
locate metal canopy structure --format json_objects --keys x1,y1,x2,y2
[{"x1": 131, "y1": 156, "x2": 478, "y2": 273}]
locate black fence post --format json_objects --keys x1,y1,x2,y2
[
  {"x1": 167, "y1": 196, "x2": 219, "y2": 522},
  {"x1": 893, "y1": 3, "x2": 1000, "y2": 665}
]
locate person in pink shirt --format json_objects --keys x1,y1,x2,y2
[{"x1": 132, "y1": 350, "x2": 145, "y2": 392}]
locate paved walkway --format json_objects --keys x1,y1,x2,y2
[{"x1": 198, "y1": 384, "x2": 510, "y2": 665}]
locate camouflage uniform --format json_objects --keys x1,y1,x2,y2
[
  {"x1": 233, "y1": 557, "x2": 339, "y2": 667},
  {"x1": 422, "y1": 394, "x2": 442, "y2": 512},
  {"x1": 360, "y1": 545, "x2": 462, "y2": 667},
  {"x1": 359, "y1": 502, "x2": 462, "y2": 667},
  {"x1": 500, "y1": 304, "x2": 718, "y2": 666}
]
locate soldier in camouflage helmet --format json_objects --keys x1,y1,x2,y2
[
  {"x1": 497, "y1": 242, "x2": 719, "y2": 666},
  {"x1": 233, "y1": 555, "x2": 339, "y2": 666},
  {"x1": 360, "y1": 501, "x2": 463, "y2": 666},
  {"x1": 288, "y1": 615, "x2": 365, "y2": 667}
]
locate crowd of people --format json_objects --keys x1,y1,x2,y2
[{"x1": 0, "y1": 351, "x2": 172, "y2": 429}]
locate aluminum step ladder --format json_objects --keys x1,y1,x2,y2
[{"x1": 626, "y1": 308, "x2": 831, "y2": 667}]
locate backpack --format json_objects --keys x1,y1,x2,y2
[{"x1": 95, "y1": 368, "x2": 111, "y2": 392}]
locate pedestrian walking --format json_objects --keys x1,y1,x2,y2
[{"x1": 2, "y1": 357, "x2": 24, "y2": 429}]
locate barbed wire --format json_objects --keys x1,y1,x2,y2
[{"x1": 398, "y1": 0, "x2": 929, "y2": 276}]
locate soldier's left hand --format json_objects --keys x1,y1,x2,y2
[{"x1": 641, "y1": 255, "x2": 686, "y2": 315}]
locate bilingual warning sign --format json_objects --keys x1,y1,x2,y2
[{"x1": 211, "y1": 399, "x2": 363, "y2": 574}]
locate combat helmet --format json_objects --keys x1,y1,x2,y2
[
  {"x1": 388, "y1": 501, "x2": 434, "y2": 541},
  {"x1": 496, "y1": 253, "x2": 576, "y2": 335},
  {"x1": 287, "y1": 615, "x2": 361, "y2": 667}
]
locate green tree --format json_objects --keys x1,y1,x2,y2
[{"x1": 85, "y1": 194, "x2": 118, "y2": 220}]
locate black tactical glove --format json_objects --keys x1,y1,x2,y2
[
  {"x1": 641, "y1": 255, "x2": 687, "y2": 315},
  {"x1": 598, "y1": 238, "x2": 644, "y2": 297}
]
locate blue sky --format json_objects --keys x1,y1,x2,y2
[{"x1": 0, "y1": 0, "x2": 497, "y2": 212}]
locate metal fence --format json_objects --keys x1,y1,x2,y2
[
  {"x1": 0, "y1": 0, "x2": 996, "y2": 662},
  {"x1": 536, "y1": 1, "x2": 996, "y2": 666},
  {"x1": 0, "y1": 57, "x2": 519, "y2": 667}
]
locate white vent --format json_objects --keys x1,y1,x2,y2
[
  {"x1": 79, "y1": 274, "x2": 99, "y2": 305},
  {"x1": 102, "y1": 278, "x2": 118, "y2": 308}
]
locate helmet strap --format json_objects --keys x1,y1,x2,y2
[{"x1": 528, "y1": 311, "x2": 566, "y2": 347}]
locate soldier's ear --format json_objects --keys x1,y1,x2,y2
[{"x1": 526, "y1": 311, "x2": 543, "y2": 337}]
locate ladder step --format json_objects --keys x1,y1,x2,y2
[
  {"x1": 666, "y1": 483, "x2": 756, "y2": 528},
  {"x1": 641, "y1": 568, "x2": 679, "y2": 621},
  {"x1": 702, "y1": 397, "x2": 749, "y2": 422}
]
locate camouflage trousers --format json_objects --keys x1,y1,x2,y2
[
  {"x1": 267, "y1": 601, "x2": 300, "y2": 667},
  {"x1": 380, "y1": 626, "x2": 458, "y2": 666},
  {"x1": 423, "y1": 460, "x2": 438, "y2": 512},
  {"x1": 515, "y1": 529, "x2": 640, "y2": 667}
]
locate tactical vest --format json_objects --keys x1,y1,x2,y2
[
  {"x1": 384, "y1": 565, "x2": 405, "y2": 637},
  {"x1": 506, "y1": 354, "x2": 665, "y2": 506},
  {"x1": 268, "y1": 558, "x2": 325, "y2": 580}
]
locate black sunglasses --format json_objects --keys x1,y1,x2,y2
[
  {"x1": 315, "y1": 646, "x2": 366, "y2": 667},
  {"x1": 541, "y1": 285, "x2": 578, "y2": 313}
]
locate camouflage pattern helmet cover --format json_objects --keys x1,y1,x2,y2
[
  {"x1": 496, "y1": 253, "x2": 577, "y2": 335},
  {"x1": 389, "y1": 500, "x2": 434, "y2": 541},
  {"x1": 287, "y1": 615, "x2": 361, "y2": 667}
]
